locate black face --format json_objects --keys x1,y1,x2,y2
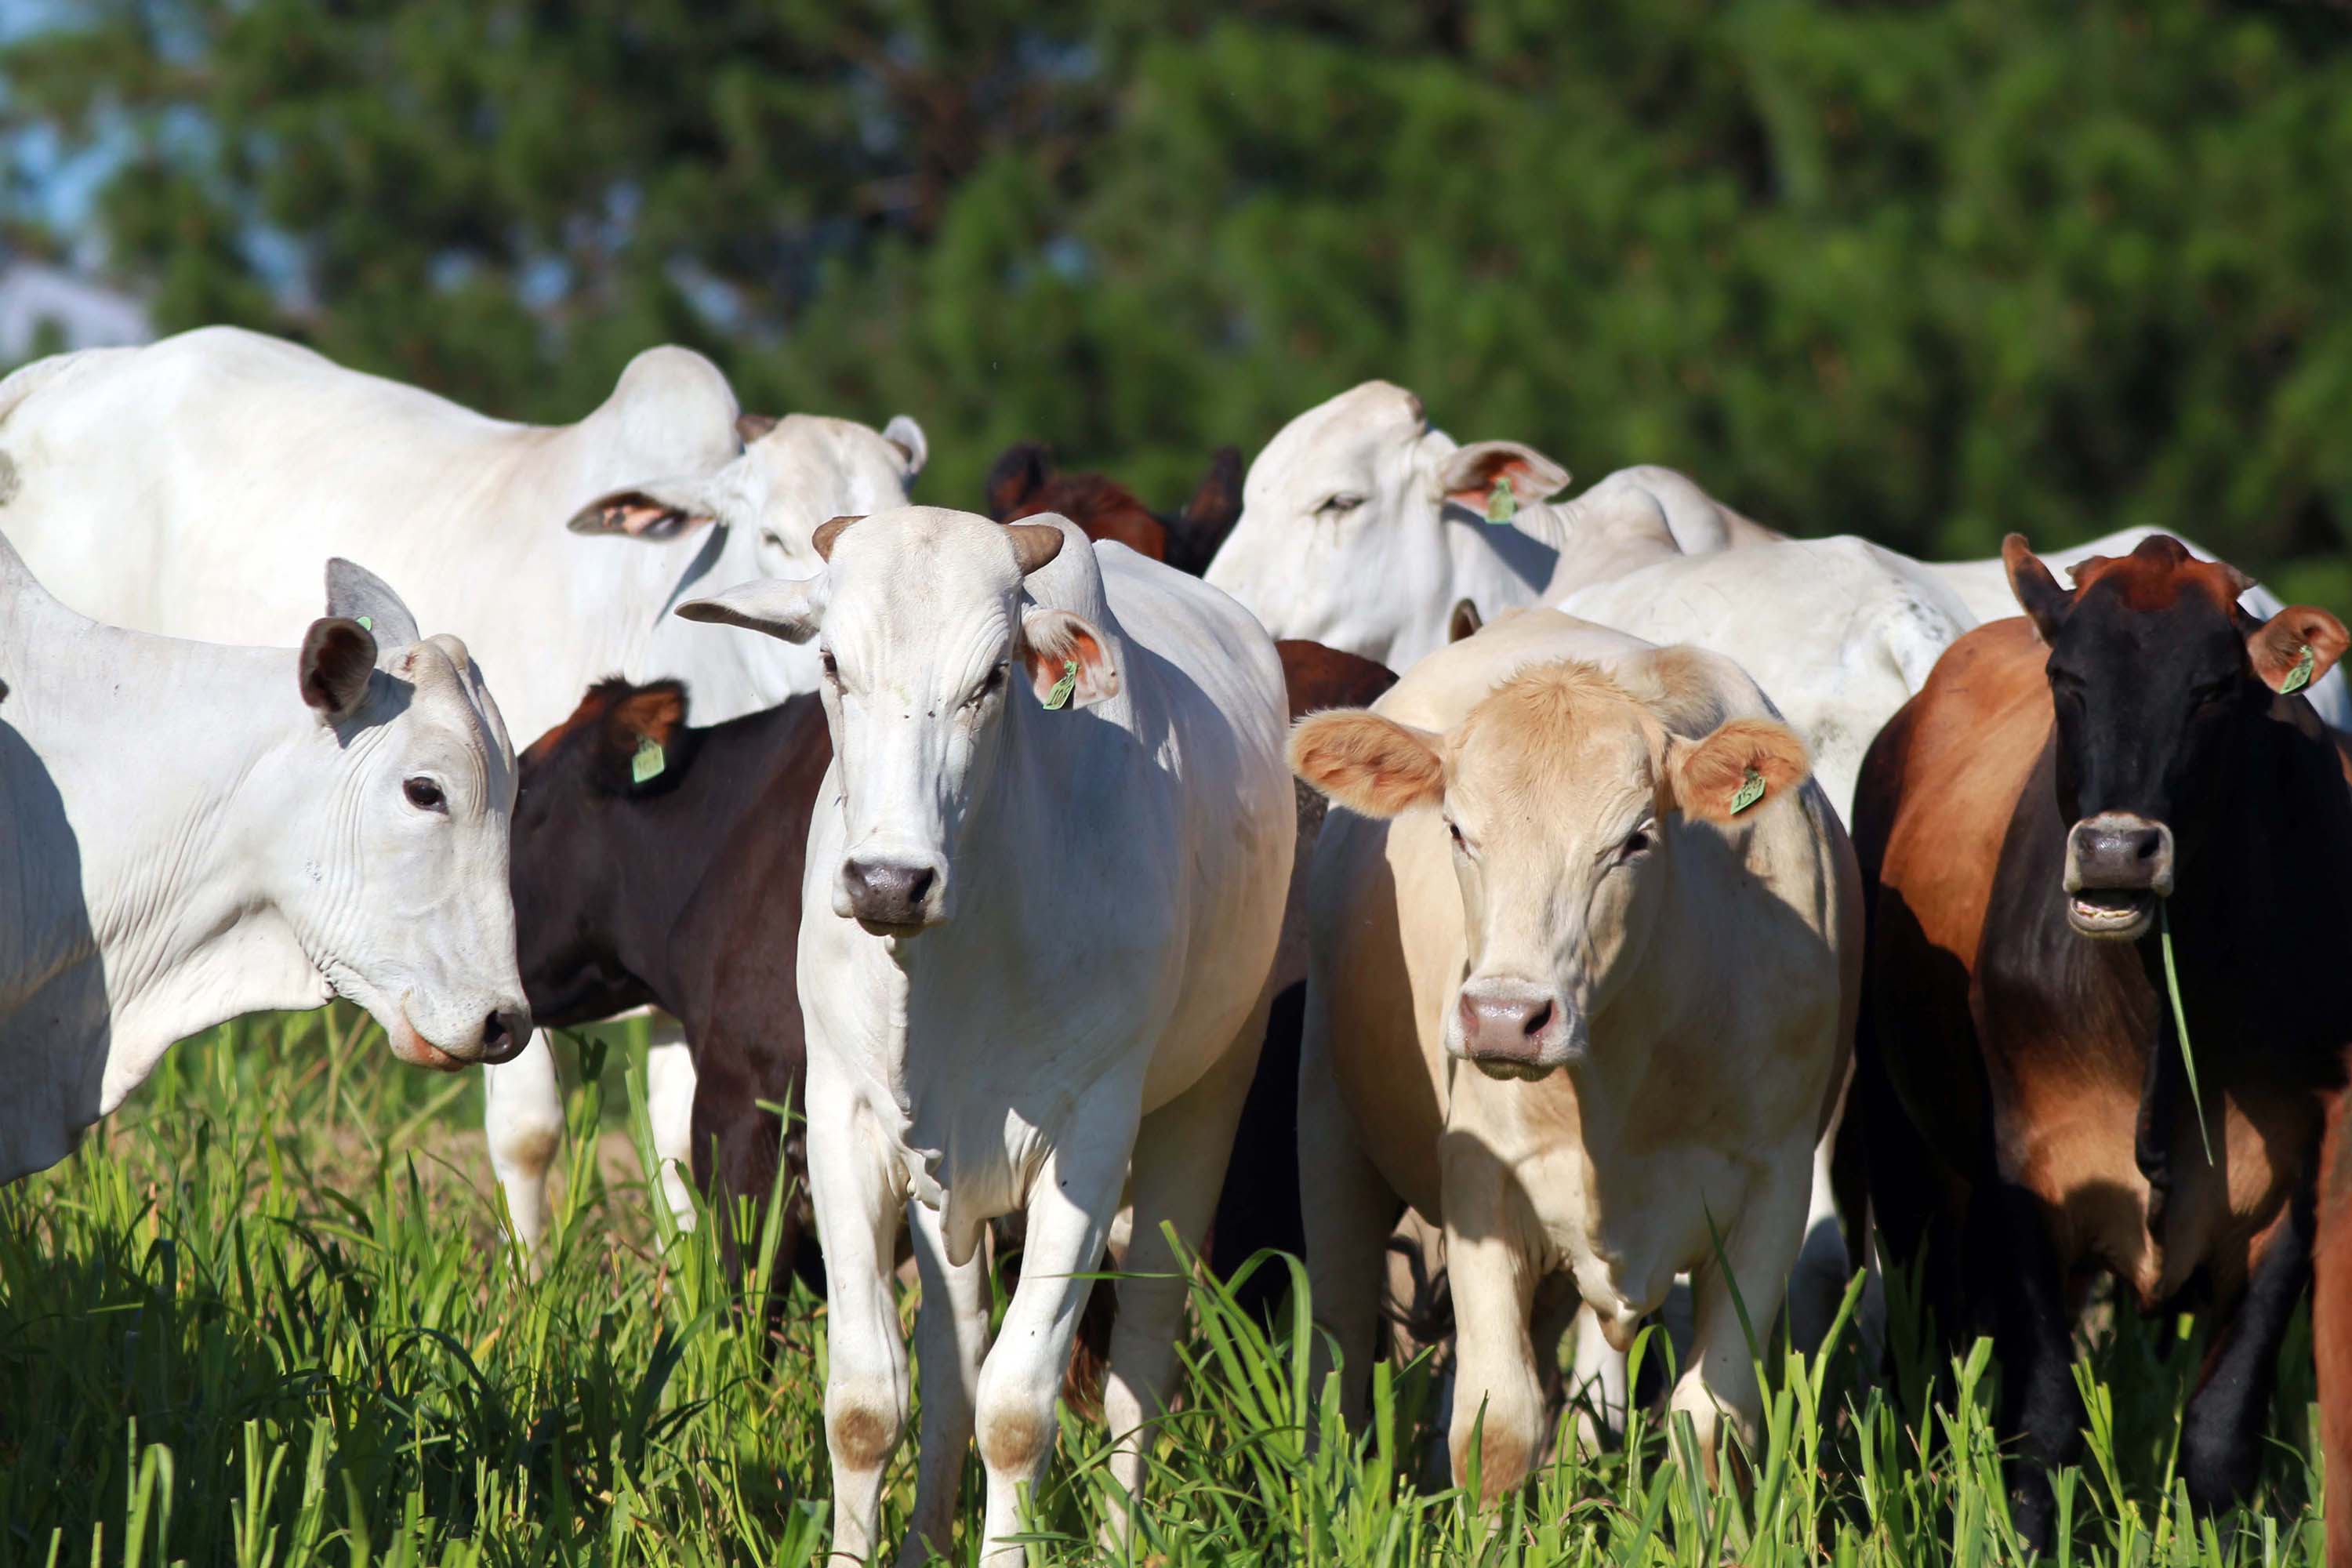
[{"x1": 508, "y1": 681, "x2": 683, "y2": 1025}]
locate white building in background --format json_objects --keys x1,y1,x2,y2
[{"x1": 0, "y1": 255, "x2": 151, "y2": 361}]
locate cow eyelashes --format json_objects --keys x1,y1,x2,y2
[
  {"x1": 402, "y1": 777, "x2": 447, "y2": 813},
  {"x1": 1316, "y1": 492, "x2": 1367, "y2": 518}
]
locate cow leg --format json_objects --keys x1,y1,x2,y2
[
  {"x1": 1967, "y1": 1176, "x2": 2082, "y2": 1551},
  {"x1": 1674, "y1": 1158, "x2": 1810, "y2": 1487},
  {"x1": 1102, "y1": 1008, "x2": 1267, "y2": 1541},
  {"x1": 1298, "y1": 986, "x2": 1400, "y2": 1427},
  {"x1": 808, "y1": 1069, "x2": 912, "y2": 1566},
  {"x1": 482, "y1": 1040, "x2": 564, "y2": 1254},
  {"x1": 902, "y1": 1198, "x2": 989, "y2": 1566},
  {"x1": 1443, "y1": 1203, "x2": 1544, "y2": 1501},
  {"x1": 973, "y1": 1123, "x2": 1130, "y2": 1567},
  {"x1": 2180, "y1": 1179, "x2": 2316, "y2": 1518},
  {"x1": 1561, "y1": 1303, "x2": 1628, "y2": 1450},
  {"x1": 644, "y1": 1020, "x2": 699, "y2": 1230}
]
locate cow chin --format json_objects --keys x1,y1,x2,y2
[
  {"x1": 385, "y1": 1012, "x2": 467, "y2": 1073},
  {"x1": 1470, "y1": 1057, "x2": 1561, "y2": 1083},
  {"x1": 2066, "y1": 887, "x2": 2156, "y2": 942}
]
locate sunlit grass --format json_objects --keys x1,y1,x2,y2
[{"x1": 0, "y1": 1008, "x2": 2330, "y2": 1565}]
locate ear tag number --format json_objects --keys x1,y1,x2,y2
[
  {"x1": 1730, "y1": 767, "x2": 1766, "y2": 815},
  {"x1": 1485, "y1": 480, "x2": 1517, "y2": 524},
  {"x1": 2281, "y1": 644, "x2": 2316, "y2": 695},
  {"x1": 1043, "y1": 659, "x2": 1080, "y2": 711},
  {"x1": 632, "y1": 736, "x2": 666, "y2": 784},
  {"x1": 357, "y1": 616, "x2": 372, "y2": 631}
]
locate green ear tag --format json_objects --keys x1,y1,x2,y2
[
  {"x1": 1043, "y1": 659, "x2": 1080, "y2": 711},
  {"x1": 1730, "y1": 766, "x2": 1766, "y2": 815},
  {"x1": 1484, "y1": 479, "x2": 1517, "y2": 524},
  {"x1": 2281, "y1": 644, "x2": 2316, "y2": 695},
  {"x1": 631, "y1": 736, "x2": 666, "y2": 785},
  {"x1": 357, "y1": 615, "x2": 372, "y2": 631}
]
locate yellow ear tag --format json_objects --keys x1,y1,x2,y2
[
  {"x1": 631, "y1": 736, "x2": 666, "y2": 785},
  {"x1": 1485, "y1": 480, "x2": 1517, "y2": 524},
  {"x1": 1043, "y1": 659, "x2": 1080, "y2": 711},
  {"x1": 1730, "y1": 767, "x2": 1766, "y2": 815},
  {"x1": 2281, "y1": 644, "x2": 2316, "y2": 695}
]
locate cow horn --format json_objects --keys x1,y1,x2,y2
[
  {"x1": 813, "y1": 515, "x2": 863, "y2": 561},
  {"x1": 1007, "y1": 522, "x2": 1065, "y2": 577}
]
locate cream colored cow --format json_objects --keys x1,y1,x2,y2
[{"x1": 1290, "y1": 609, "x2": 1861, "y2": 1491}]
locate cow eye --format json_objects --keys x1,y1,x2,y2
[
  {"x1": 1621, "y1": 826, "x2": 1653, "y2": 859},
  {"x1": 967, "y1": 664, "x2": 1007, "y2": 709},
  {"x1": 759, "y1": 528, "x2": 786, "y2": 552},
  {"x1": 819, "y1": 649, "x2": 840, "y2": 682},
  {"x1": 403, "y1": 777, "x2": 447, "y2": 812},
  {"x1": 1316, "y1": 492, "x2": 1367, "y2": 517},
  {"x1": 1446, "y1": 819, "x2": 1467, "y2": 848}
]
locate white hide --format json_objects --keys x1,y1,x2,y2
[
  {"x1": 677, "y1": 508, "x2": 1293, "y2": 1567},
  {"x1": 0, "y1": 325, "x2": 926, "y2": 1243},
  {"x1": 0, "y1": 539, "x2": 528, "y2": 1184}
]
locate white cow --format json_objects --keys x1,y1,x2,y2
[
  {"x1": 0, "y1": 325, "x2": 926, "y2": 1243},
  {"x1": 676, "y1": 507, "x2": 1292, "y2": 1566},
  {"x1": 1207, "y1": 379, "x2": 2352, "y2": 731},
  {"x1": 1, "y1": 540, "x2": 528, "y2": 1184},
  {"x1": 1290, "y1": 609, "x2": 1860, "y2": 1492}
]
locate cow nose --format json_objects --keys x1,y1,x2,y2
[
  {"x1": 841, "y1": 856, "x2": 943, "y2": 928},
  {"x1": 1454, "y1": 980, "x2": 1566, "y2": 1065},
  {"x1": 480, "y1": 1007, "x2": 532, "y2": 1065},
  {"x1": 2066, "y1": 812, "x2": 2176, "y2": 895}
]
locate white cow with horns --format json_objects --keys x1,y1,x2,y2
[
  {"x1": 0, "y1": 325, "x2": 925, "y2": 1242},
  {"x1": 675, "y1": 506, "x2": 1293, "y2": 1566},
  {"x1": 0, "y1": 541, "x2": 528, "y2": 1185}
]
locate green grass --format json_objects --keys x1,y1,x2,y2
[{"x1": 0, "y1": 1009, "x2": 2331, "y2": 1566}]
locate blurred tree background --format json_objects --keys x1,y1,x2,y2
[{"x1": 4, "y1": 0, "x2": 2349, "y2": 603}]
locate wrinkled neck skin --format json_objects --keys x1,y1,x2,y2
[{"x1": 1, "y1": 610, "x2": 336, "y2": 1178}]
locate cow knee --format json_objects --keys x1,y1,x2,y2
[
  {"x1": 827, "y1": 1382, "x2": 905, "y2": 1473},
  {"x1": 2179, "y1": 1406, "x2": 2258, "y2": 1515},
  {"x1": 1449, "y1": 1376, "x2": 1543, "y2": 1501},
  {"x1": 976, "y1": 1364, "x2": 1061, "y2": 1480}
]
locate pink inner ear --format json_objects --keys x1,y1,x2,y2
[{"x1": 614, "y1": 503, "x2": 683, "y2": 536}]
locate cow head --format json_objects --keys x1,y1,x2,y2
[
  {"x1": 509, "y1": 677, "x2": 692, "y2": 1022},
  {"x1": 1290, "y1": 658, "x2": 1809, "y2": 1080},
  {"x1": 677, "y1": 506, "x2": 1112, "y2": 935},
  {"x1": 567, "y1": 408, "x2": 927, "y2": 608},
  {"x1": 1203, "y1": 381, "x2": 1568, "y2": 666},
  {"x1": 287, "y1": 560, "x2": 532, "y2": 1070},
  {"x1": 985, "y1": 442, "x2": 1169, "y2": 561},
  {"x1": 2005, "y1": 532, "x2": 2349, "y2": 940}
]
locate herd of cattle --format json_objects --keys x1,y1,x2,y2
[{"x1": 1, "y1": 326, "x2": 2348, "y2": 1563}]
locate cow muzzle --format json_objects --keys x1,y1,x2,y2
[
  {"x1": 838, "y1": 852, "x2": 949, "y2": 934},
  {"x1": 390, "y1": 1003, "x2": 532, "y2": 1071},
  {"x1": 2062, "y1": 811, "x2": 2174, "y2": 940},
  {"x1": 1450, "y1": 978, "x2": 1578, "y2": 1080}
]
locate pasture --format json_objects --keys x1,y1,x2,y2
[{"x1": 0, "y1": 1008, "x2": 2327, "y2": 1567}]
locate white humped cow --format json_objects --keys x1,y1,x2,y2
[{"x1": 676, "y1": 506, "x2": 1292, "y2": 1566}]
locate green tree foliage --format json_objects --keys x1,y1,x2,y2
[{"x1": 6, "y1": 1, "x2": 2350, "y2": 597}]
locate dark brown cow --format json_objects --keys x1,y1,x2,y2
[
  {"x1": 2320, "y1": 1069, "x2": 2351, "y2": 1568},
  {"x1": 1850, "y1": 534, "x2": 2352, "y2": 1545},
  {"x1": 510, "y1": 681, "x2": 831, "y2": 1323},
  {"x1": 984, "y1": 441, "x2": 1243, "y2": 576}
]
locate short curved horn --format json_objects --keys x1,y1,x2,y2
[
  {"x1": 813, "y1": 515, "x2": 863, "y2": 561},
  {"x1": 1008, "y1": 522, "x2": 1065, "y2": 577}
]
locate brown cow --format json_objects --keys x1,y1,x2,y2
[
  {"x1": 984, "y1": 441, "x2": 1243, "y2": 575},
  {"x1": 2320, "y1": 1068, "x2": 2351, "y2": 1568},
  {"x1": 1850, "y1": 534, "x2": 2352, "y2": 1546}
]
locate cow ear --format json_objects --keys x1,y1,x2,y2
[
  {"x1": 1437, "y1": 441, "x2": 1571, "y2": 514},
  {"x1": 883, "y1": 415, "x2": 928, "y2": 478},
  {"x1": 2247, "y1": 604, "x2": 2351, "y2": 695},
  {"x1": 1665, "y1": 717, "x2": 1811, "y2": 822},
  {"x1": 985, "y1": 442, "x2": 1051, "y2": 521},
  {"x1": 1289, "y1": 710, "x2": 1445, "y2": 818},
  {"x1": 299, "y1": 617, "x2": 379, "y2": 720},
  {"x1": 1021, "y1": 609, "x2": 1118, "y2": 709},
  {"x1": 676, "y1": 575, "x2": 827, "y2": 644},
  {"x1": 568, "y1": 473, "x2": 731, "y2": 539},
  {"x1": 2003, "y1": 534, "x2": 2072, "y2": 641},
  {"x1": 1163, "y1": 445, "x2": 1245, "y2": 575},
  {"x1": 598, "y1": 681, "x2": 689, "y2": 792},
  {"x1": 1447, "y1": 598, "x2": 1484, "y2": 643},
  {"x1": 323, "y1": 558, "x2": 421, "y2": 650},
  {"x1": 735, "y1": 412, "x2": 779, "y2": 445}
]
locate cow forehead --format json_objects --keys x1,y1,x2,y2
[
  {"x1": 1252, "y1": 381, "x2": 1428, "y2": 490},
  {"x1": 1449, "y1": 662, "x2": 1660, "y2": 821},
  {"x1": 2070, "y1": 536, "x2": 2244, "y2": 619},
  {"x1": 824, "y1": 509, "x2": 1024, "y2": 641}
]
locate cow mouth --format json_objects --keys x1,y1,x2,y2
[
  {"x1": 1470, "y1": 1058, "x2": 1560, "y2": 1083},
  {"x1": 2067, "y1": 887, "x2": 2155, "y2": 940},
  {"x1": 855, "y1": 916, "x2": 933, "y2": 939},
  {"x1": 387, "y1": 1011, "x2": 466, "y2": 1073}
]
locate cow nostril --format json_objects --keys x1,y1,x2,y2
[
  {"x1": 483, "y1": 1011, "x2": 509, "y2": 1051},
  {"x1": 2136, "y1": 833, "x2": 2161, "y2": 861},
  {"x1": 1523, "y1": 1000, "x2": 1554, "y2": 1039},
  {"x1": 905, "y1": 866, "x2": 935, "y2": 906}
]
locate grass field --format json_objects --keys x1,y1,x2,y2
[{"x1": 0, "y1": 1008, "x2": 2332, "y2": 1566}]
